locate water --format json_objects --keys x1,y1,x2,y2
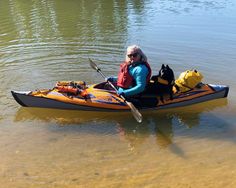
[{"x1": 1, "y1": 0, "x2": 236, "y2": 187}]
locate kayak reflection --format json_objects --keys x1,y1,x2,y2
[
  {"x1": 14, "y1": 98, "x2": 228, "y2": 150},
  {"x1": 117, "y1": 114, "x2": 175, "y2": 151}
]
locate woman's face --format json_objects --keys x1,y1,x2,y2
[{"x1": 126, "y1": 49, "x2": 141, "y2": 64}]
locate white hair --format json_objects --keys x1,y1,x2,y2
[{"x1": 126, "y1": 45, "x2": 147, "y2": 62}]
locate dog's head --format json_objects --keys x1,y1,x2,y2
[{"x1": 159, "y1": 64, "x2": 175, "y2": 85}]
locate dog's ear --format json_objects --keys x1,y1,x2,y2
[
  {"x1": 161, "y1": 64, "x2": 165, "y2": 69},
  {"x1": 166, "y1": 65, "x2": 170, "y2": 69}
]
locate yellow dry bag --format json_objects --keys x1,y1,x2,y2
[{"x1": 174, "y1": 69, "x2": 203, "y2": 92}]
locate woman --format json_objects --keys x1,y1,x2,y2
[{"x1": 108, "y1": 45, "x2": 152, "y2": 97}]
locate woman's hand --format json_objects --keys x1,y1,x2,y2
[
  {"x1": 118, "y1": 88, "x2": 125, "y2": 97},
  {"x1": 105, "y1": 77, "x2": 115, "y2": 82}
]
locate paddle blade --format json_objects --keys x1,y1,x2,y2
[
  {"x1": 89, "y1": 58, "x2": 98, "y2": 71},
  {"x1": 126, "y1": 101, "x2": 143, "y2": 123}
]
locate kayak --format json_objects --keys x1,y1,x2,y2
[{"x1": 11, "y1": 81, "x2": 229, "y2": 111}]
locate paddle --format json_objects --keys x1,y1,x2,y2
[{"x1": 89, "y1": 58, "x2": 143, "y2": 123}]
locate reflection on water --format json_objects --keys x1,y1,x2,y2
[
  {"x1": 155, "y1": 0, "x2": 231, "y2": 14},
  {"x1": 14, "y1": 99, "x2": 228, "y2": 150}
]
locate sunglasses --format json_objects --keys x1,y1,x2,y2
[{"x1": 127, "y1": 53, "x2": 138, "y2": 58}]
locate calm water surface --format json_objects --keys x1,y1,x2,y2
[{"x1": 0, "y1": 0, "x2": 236, "y2": 187}]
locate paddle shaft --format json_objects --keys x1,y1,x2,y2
[
  {"x1": 95, "y1": 68, "x2": 118, "y2": 92},
  {"x1": 89, "y1": 58, "x2": 142, "y2": 123}
]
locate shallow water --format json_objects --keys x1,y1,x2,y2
[{"x1": 0, "y1": 0, "x2": 236, "y2": 187}]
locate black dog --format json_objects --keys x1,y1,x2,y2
[{"x1": 148, "y1": 64, "x2": 175, "y2": 103}]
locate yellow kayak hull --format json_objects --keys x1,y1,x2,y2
[{"x1": 11, "y1": 82, "x2": 229, "y2": 111}]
